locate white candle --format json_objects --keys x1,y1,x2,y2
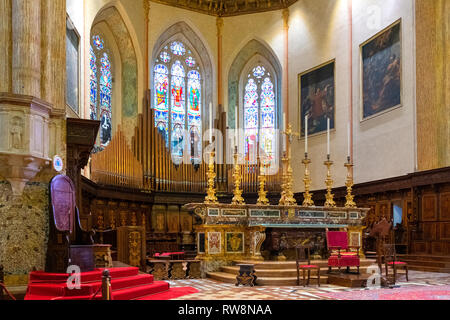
[
  {"x1": 235, "y1": 105, "x2": 238, "y2": 147},
  {"x1": 305, "y1": 115, "x2": 308, "y2": 154},
  {"x1": 209, "y1": 103, "x2": 213, "y2": 143},
  {"x1": 347, "y1": 123, "x2": 351, "y2": 159},
  {"x1": 327, "y1": 118, "x2": 330, "y2": 156},
  {"x1": 283, "y1": 113, "x2": 287, "y2": 153}
]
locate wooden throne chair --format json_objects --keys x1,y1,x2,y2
[
  {"x1": 383, "y1": 244, "x2": 409, "y2": 284},
  {"x1": 45, "y1": 175, "x2": 96, "y2": 273},
  {"x1": 326, "y1": 231, "x2": 360, "y2": 274}
]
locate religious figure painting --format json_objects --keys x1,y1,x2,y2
[
  {"x1": 226, "y1": 232, "x2": 244, "y2": 253},
  {"x1": 299, "y1": 60, "x2": 335, "y2": 137},
  {"x1": 361, "y1": 20, "x2": 401, "y2": 120},
  {"x1": 208, "y1": 232, "x2": 221, "y2": 254}
]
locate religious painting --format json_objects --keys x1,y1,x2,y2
[
  {"x1": 361, "y1": 20, "x2": 401, "y2": 120},
  {"x1": 299, "y1": 60, "x2": 335, "y2": 137},
  {"x1": 226, "y1": 232, "x2": 244, "y2": 253},
  {"x1": 208, "y1": 232, "x2": 221, "y2": 254}
]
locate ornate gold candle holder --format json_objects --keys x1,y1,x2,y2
[
  {"x1": 204, "y1": 151, "x2": 219, "y2": 204},
  {"x1": 302, "y1": 153, "x2": 315, "y2": 207},
  {"x1": 257, "y1": 160, "x2": 269, "y2": 206},
  {"x1": 344, "y1": 156, "x2": 357, "y2": 208},
  {"x1": 279, "y1": 152, "x2": 297, "y2": 206},
  {"x1": 231, "y1": 149, "x2": 245, "y2": 205},
  {"x1": 324, "y1": 155, "x2": 336, "y2": 208}
]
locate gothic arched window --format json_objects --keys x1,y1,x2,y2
[
  {"x1": 153, "y1": 40, "x2": 202, "y2": 165},
  {"x1": 90, "y1": 34, "x2": 112, "y2": 149},
  {"x1": 243, "y1": 64, "x2": 277, "y2": 161}
]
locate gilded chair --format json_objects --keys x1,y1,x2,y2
[
  {"x1": 296, "y1": 245, "x2": 321, "y2": 287},
  {"x1": 326, "y1": 231, "x2": 360, "y2": 274}
]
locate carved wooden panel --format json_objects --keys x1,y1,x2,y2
[
  {"x1": 377, "y1": 202, "x2": 390, "y2": 220},
  {"x1": 423, "y1": 223, "x2": 437, "y2": 241},
  {"x1": 50, "y1": 175, "x2": 75, "y2": 233},
  {"x1": 413, "y1": 241, "x2": 427, "y2": 253},
  {"x1": 440, "y1": 192, "x2": 450, "y2": 221},
  {"x1": 422, "y1": 194, "x2": 437, "y2": 221},
  {"x1": 440, "y1": 223, "x2": 450, "y2": 240},
  {"x1": 180, "y1": 210, "x2": 193, "y2": 232},
  {"x1": 167, "y1": 205, "x2": 180, "y2": 233},
  {"x1": 431, "y1": 242, "x2": 444, "y2": 255}
]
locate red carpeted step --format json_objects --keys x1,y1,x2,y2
[
  {"x1": 29, "y1": 267, "x2": 140, "y2": 284},
  {"x1": 136, "y1": 287, "x2": 199, "y2": 300},
  {"x1": 110, "y1": 281, "x2": 170, "y2": 300}
]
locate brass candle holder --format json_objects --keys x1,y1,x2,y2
[
  {"x1": 279, "y1": 124, "x2": 298, "y2": 206},
  {"x1": 302, "y1": 153, "x2": 315, "y2": 207},
  {"x1": 204, "y1": 150, "x2": 219, "y2": 204},
  {"x1": 231, "y1": 148, "x2": 245, "y2": 205},
  {"x1": 344, "y1": 156, "x2": 357, "y2": 208},
  {"x1": 324, "y1": 155, "x2": 336, "y2": 208},
  {"x1": 257, "y1": 160, "x2": 270, "y2": 206}
]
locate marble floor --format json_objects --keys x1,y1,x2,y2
[{"x1": 167, "y1": 271, "x2": 450, "y2": 300}]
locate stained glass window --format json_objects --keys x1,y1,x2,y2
[
  {"x1": 153, "y1": 40, "x2": 203, "y2": 164},
  {"x1": 170, "y1": 41, "x2": 186, "y2": 56},
  {"x1": 90, "y1": 35, "x2": 112, "y2": 150},
  {"x1": 243, "y1": 65, "x2": 277, "y2": 161}
]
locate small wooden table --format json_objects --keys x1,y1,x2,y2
[{"x1": 235, "y1": 264, "x2": 257, "y2": 287}]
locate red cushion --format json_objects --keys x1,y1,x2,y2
[
  {"x1": 388, "y1": 261, "x2": 407, "y2": 265},
  {"x1": 299, "y1": 265, "x2": 319, "y2": 269},
  {"x1": 154, "y1": 253, "x2": 160, "y2": 257},
  {"x1": 328, "y1": 255, "x2": 360, "y2": 267},
  {"x1": 331, "y1": 252, "x2": 358, "y2": 256}
]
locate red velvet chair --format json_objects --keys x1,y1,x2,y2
[
  {"x1": 296, "y1": 245, "x2": 321, "y2": 287},
  {"x1": 326, "y1": 231, "x2": 360, "y2": 274}
]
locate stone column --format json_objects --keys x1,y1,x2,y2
[
  {"x1": 12, "y1": 0, "x2": 41, "y2": 98},
  {"x1": 41, "y1": 0, "x2": 66, "y2": 111},
  {"x1": 0, "y1": 0, "x2": 12, "y2": 93}
]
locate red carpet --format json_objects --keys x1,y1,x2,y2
[
  {"x1": 25, "y1": 267, "x2": 197, "y2": 300},
  {"x1": 319, "y1": 285, "x2": 450, "y2": 300}
]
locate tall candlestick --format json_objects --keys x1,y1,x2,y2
[
  {"x1": 327, "y1": 118, "x2": 330, "y2": 156},
  {"x1": 209, "y1": 103, "x2": 213, "y2": 143},
  {"x1": 305, "y1": 115, "x2": 308, "y2": 154}
]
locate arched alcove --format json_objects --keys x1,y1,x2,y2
[{"x1": 91, "y1": 5, "x2": 140, "y2": 143}]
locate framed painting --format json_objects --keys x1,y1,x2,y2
[
  {"x1": 226, "y1": 232, "x2": 244, "y2": 253},
  {"x1": 361, "y1": 20, "x2": 401, "y2": 120},
  {"x1": 299, "y1": 60, "x2": 335, "y2": 138}
]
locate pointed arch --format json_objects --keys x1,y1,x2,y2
[
  {"x1": 91, "y1": 4, "x2": 141, "y2": 145},
  {"x1": 228, "y1": 39, "x2": 282, "y2": 130},
  {"x1": 228, "y1": 39, "x2": 282, "y2": 162},
  {"x1": 151, "y1": 21, "x2": 213, "y2": 165}
]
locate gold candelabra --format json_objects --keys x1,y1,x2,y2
[
  {"x1": 344, "y1": 156, "x2": 357, "y2": 208},
  {"x1": 279, "y1": 124, "x2": 298, "y2": 206},
  {"x1": 231, "y1": 148, "x2": 245, "y2": 205},
  {"x1": 257, "y1": 160, "x2": 269, "y2": 206},
  {"x1": 302, "y1": 153, "x2": 315, "y2": 207},
  {"x1": 204, "y1": 151, "x2": 218, "y2": 204},
  {"x1": 324, "y1": 155, "x2": 336, "y2": 208}
]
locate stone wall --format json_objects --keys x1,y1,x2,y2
[{"x1": 0, "y1": 179, "x2": 49, "y2": 285}]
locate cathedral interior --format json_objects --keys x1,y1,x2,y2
[{"x1": 0, "y1": 0, "x2": 449, "y2": 302}]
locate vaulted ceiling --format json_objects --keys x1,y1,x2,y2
[{"x1": 150, "y1": 0, "x2": 299, "y2": 17}]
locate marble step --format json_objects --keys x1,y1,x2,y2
[
  {"x1": 220, "y1": 266, "x2": 374, "y2": 278},
  {"x1": 207, "y1": 271, "x2": 329, "y2": 286},
  {"x1": 232, "y1": 259, "x2": 376, "y2": 270}
]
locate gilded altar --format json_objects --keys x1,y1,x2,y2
[{"x1": 183, "y1": 203, "x2": 369, "y2": 273}]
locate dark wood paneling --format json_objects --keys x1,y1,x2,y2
[
  {"x1": 422, "y1": 195, "x2": 437, "y2": 221},
  {"x1": 440, "y1": 192, "x2": 450, "y2": 221}
]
